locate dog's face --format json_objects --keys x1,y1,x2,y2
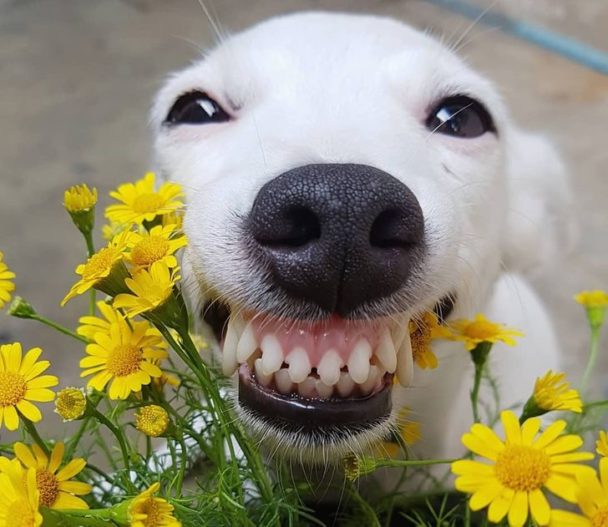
[{"x1": 151, "y1": 13, "x2": 567, "y2": 460}]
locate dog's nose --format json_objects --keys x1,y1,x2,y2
[{"x1": 248, "y1": 164, "x2": 424, "y2": 316}]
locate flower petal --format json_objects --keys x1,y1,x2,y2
[
  {"x1": 508, "y1": 491, "x2": 529, "y2": 527},
  {"x1": 529, "y1": 489, "x2": 550, "y2": 526},
  {"x1": 501, "y1": 411, "x2": 522, "y2": 445},
  {"x1": 56, "y1": 459, "x2": 86, "y2": 482},
  {"x1": 488, "y1": 488, "x2": 515, "y2": 524},
  {"x1": 550, "y1": 510, "x2": 591, "y2": 527},
  {"x1": 16, "y1": 400, "x2": 42, "y2": 423},
  {"x1": 58, "y1": 480, "x2": 92, "y2": 495},
  {"x1": 49, "y1": 443, "x2": 65, "y2": 474},
  {"x1": 534, "y1": 420, "x2": 567, "y2": 449},
  {"x1": 52, "y1": 492, "x2": 89, "y2": 510}
]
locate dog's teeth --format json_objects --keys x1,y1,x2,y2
[
  {"x1": 315, "y1": 379, "x2": 334, "y2": 398},
  {"x1": 236, "y1": 322, "x2": 257, "y2": 363},
  {"x1": 376, "y1": 327, "x2": 397, "y2": 373},
  {"x1": 275, "y1": 369, "x2": 294, "y2": 395},
  {"x1": 260, "y1": 334, "x2": 283, "y2": 375},
  {"x1": 396, "y1": 332, "x2": 414, "y2": 387},
  {"x1": 392, "y1": 320, "x2": 409, "y2": 351},
  {"x1": 360, "y1": 365, "x2": 381, "y2": 395},
  {"x1": 221, "y1": 317, "x2": 240, "y2": 376},
  {"x1": 254, "y1": 358, "x2": 272, "y2": 387},
  {"x1": 336, "y1": 371, "x2": 355, "y2": 397},
  {"x1": 297, "y1": 377, "x2": 317, "y2": 398},
  {"x1": 348, "y1": 339, "x2": 372, "y2": 384},
  {"x1": 285, "y1": 348, "x2": 311, "y2": 383},
  {"x1": 317, "y1": 349, "x2": 342, "y2": 385}
]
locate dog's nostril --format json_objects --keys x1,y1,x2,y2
[
  {"x1": 256, "y1": 206, "x2": 321, "y2": 248},
  {"x1": 369, "y1": 209, "x2": 415, "y2": 249}
]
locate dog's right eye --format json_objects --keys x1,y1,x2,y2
[{"x1": 165, "y1": 91, "x2": 230, "y2": 125}]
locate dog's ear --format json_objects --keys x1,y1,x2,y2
[{"x1": 501, "y1": 128, "x2": 576, "y2": 278}]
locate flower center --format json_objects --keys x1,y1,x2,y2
[
  {"x1": 55, "y1": 388, "x2": 87, "y2": 421},
  {"x1": 132, "y1": 193, "x2": 165, "y2": 214},
  {"x1": 464, "y1": 320, "x2": 499, "y2": 340},
  {"x1": 6, "y1": 498, "x2": 38, "y2": 527},
  {"x1": 106, "y1": 344, "x2": 143, "y2": 377},
  {"x1": 0, "y1": 371, "x2": 27, "y2": 407},
  {"x1": 36, "y1": 470, "x2": 60, "y2": 508},
  {"x1": 411, "y1": 326, "x2": 431, "y2": 361},
  {"x1": 139, "y1": 498, "x2": 163, "y2": 527},
  {"x1": 82, "y1": 248, "x2": 118, "y2": 280},
  {"x1": 593, "y1": 508, "x2": 608, "y2": 527},
  {"x1": 494, "y1": 445, "x2": 551, "y2": 491},
  {"x1": 131, "y1": 237, "x2": 170, "y2": 267}
]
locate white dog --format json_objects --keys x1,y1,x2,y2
[{"x1": 151, "y1": 12, "x2": 572, "y2": 469}]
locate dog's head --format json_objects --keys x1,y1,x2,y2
[{"x1": 151, "y1": 12, "x2": 570, "y2": 460}]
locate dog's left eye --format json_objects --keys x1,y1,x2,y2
[
  {"x1": 165, "y1": 91, "x2": 230, "y2": 125},
  {"x1": 426, "y1": 95, "x2": 495, "y2": 138}
]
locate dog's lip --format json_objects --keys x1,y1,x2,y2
[{"x1": 238, "y1": 363, "x2": 393, "y2": 430}]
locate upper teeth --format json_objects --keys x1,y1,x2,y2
[{"x1": 221, "y1": 314, "x2": 415, "y2": 399}]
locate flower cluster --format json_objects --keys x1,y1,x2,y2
[{"x1": 0, "y1": 170, "x2": 606, "y2": 527}]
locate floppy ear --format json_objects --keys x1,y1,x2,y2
[{"x1": 501, "y1": 128, "x2": 576, "y2": 278}]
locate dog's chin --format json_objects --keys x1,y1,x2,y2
[{"x1": 201, "y1": 294, "x2": 455, "y2": 462}]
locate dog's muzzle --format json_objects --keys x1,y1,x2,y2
[{"x1": 205, "y1": 164, "x2": 429, "y2": 443}]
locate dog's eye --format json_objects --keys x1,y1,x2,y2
[
  {"x1": 426, "y1": 95, "x2": 495, "y2": 138},
  {"x1": 165, "y1": 91, "x2": 230, "y2": 125}
]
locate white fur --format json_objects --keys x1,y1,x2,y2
[{"x1": 151, "y1": 12, "x2": 570, "y2": 469}]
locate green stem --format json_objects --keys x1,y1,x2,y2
[
  {"x1": 582, "y1": 326, "x2": 602, "y2": 393},
  {"x1": 84, "y1": 231, "x2": 95, "y2": 257},
  {"x1": 375, "y1": 458, "x2": 457, "y2": 470},
  {"x1": 42, "y1": 508, "x2": 116, "y2": 527},
  {"x1": 160, "y1": 325, "x2": 275, "y2": 511},
  {"x1": 29, "y1": 314, "x2": 88, "y2": 344},
  {"x1": 90, "y1": 409, "x2": 134, "y2": 491},
  {"x1": 584, "y1": 399, "x2": 608, "y2": 412},
  {"x1": 23, "y1": 419, "x2": 49, "y2": 456},
  {"x1": 470, "y1": 363, "x2": 483, "y2": 423}
]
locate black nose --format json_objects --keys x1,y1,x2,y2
[{"x1": 248, "y1": 164, "x2": 424, "y2": 316}]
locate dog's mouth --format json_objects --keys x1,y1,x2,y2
[{"x1": 202, "y1": 296, "x2": 454, "y2": 438}]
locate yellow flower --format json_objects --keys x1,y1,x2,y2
[
  {"x1": 135, "y1": 405, "x2": 170, "y2": 437},
  {"x1": 80, "y1": 316, "x2": 168, "y2": 399},
  {"x1": 375, "y1": 407, "x2": 421, "y2": 459},
  {"x1": 128, "y1": 483, "x2": 181, "y2": 527},
  {"x1": 533, "y1": 371, "x2": 582, "y2": 413},
  {"x1": 12, "y1": 442, "x2": 91, "y2": 510},
  {"x1": 114, "y1": 262, "x2": 180, "y2": 318},
  {"x1": 0, "y1": 252, "x2": 15, "y2": 309},
  {"x1": 550, "y1": 458, "x2": 608, "y2": 527},
  {"x1": 409, "y1": 311, "x2": 442, "y2": 369},
  {"x1": 0, "y1": 343, "x2": 58, "y2": 431},
  {"x1": 575, "y1": 290, "x2": 608, "y2": 309},
  {"x1": 452, "y1": 411, "x2": 595, "y2": 527},
  {"x1": 0, "y1": 458, "x2": 42, "y2": 527},
  {"x1": 441, "y1": 313, "x2": 523, "y2": 351},
  {"x1": 125, "y1": 224, "x2": 187, "y2": 270},
  {"x1": 575, "y1": 290, "x2": 608, "y2": 330},
  {"x1": 105, "y1": 172, "x2": 184, "y2": 226},
  {"x1": 597, "y1": 431, "x2": 608, "y2": 458},
  {"x1": 162, "y1": 210, "x2": 184, "y2": 231},
  {"x1": 61, "y1": 231, "x2": 131, "y2": 306},
  {"x1": 102, "y1": 221, "x2": 127, "y2": 241},
  {"x1": 63, "y1": 184, "x2": 97, "y2": 213},
  {"x1": 54, "y1": 387, "x2": 87, "y2": 421}
]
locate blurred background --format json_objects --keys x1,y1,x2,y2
[{"x1": 0, "y1": 0, "x2": 606, "y2": 436}]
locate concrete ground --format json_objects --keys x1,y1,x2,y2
[{"x1": 0, "y1": 0, "x2": 607, "y2": 438}]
